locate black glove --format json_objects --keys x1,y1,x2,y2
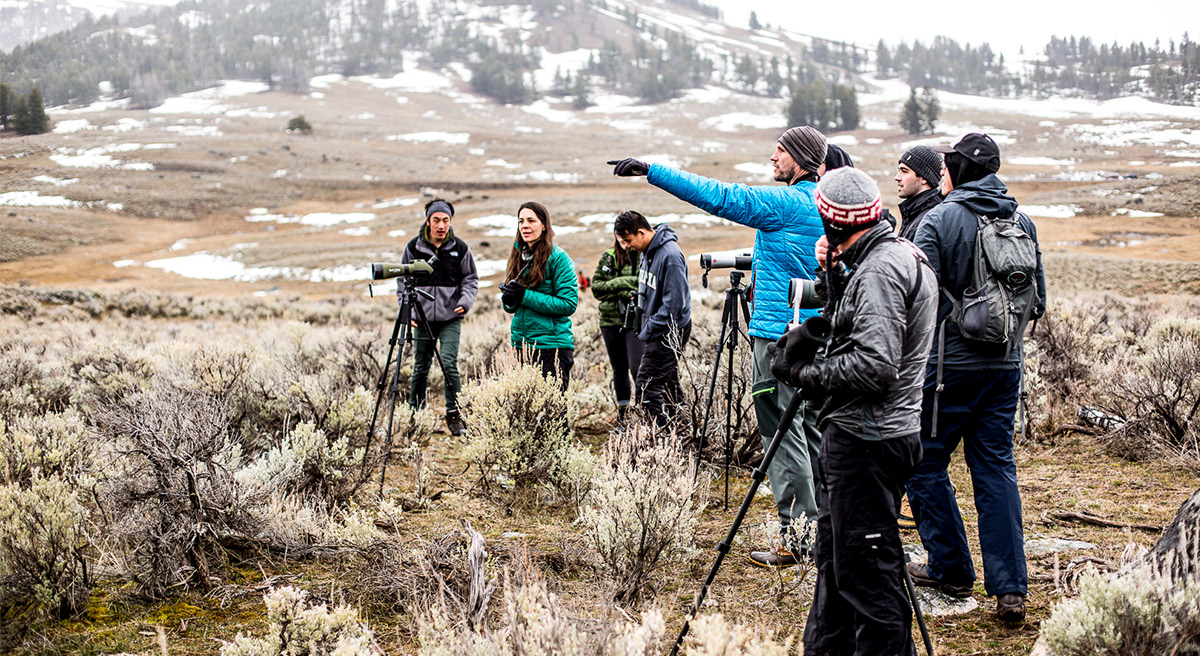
[
  {"x1": 769, "y1": 316, "x2": 832, "y2": 386},
  {"x1": 607, "y1": 158, "x2": 649, "y2": 177},
  {"x1": 499, "y1": 281, "x2": 525, "y2": 306},
  {"x1": 796, "y1": 364, "x2": 825, "y2": 400}
]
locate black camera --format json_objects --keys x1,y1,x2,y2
[
  {"x1": 620, "y1": 290, "x2": 641, "y2": 333},
  {"x1": 370, "y1": 260, "x2": 433, "y2": 280},
  {"x1": 789, "y1": 278, "x2": 824, "y2": 310},
  {"x1": 699, "y1": 253, "x2": 753, "y2": 271}
]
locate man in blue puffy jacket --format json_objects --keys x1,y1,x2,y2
[{"x1": 609, "y1": 125, "x2": 827, "y2": 566}]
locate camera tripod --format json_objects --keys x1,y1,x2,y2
[
  {"x1": 669, "y1": 392, "x2": 935, "y2": 656},
  {"x1": 360, "y1": 277, "x2": 440, "y2": 497},
  {"x1": 695, "y1": 268, "x2": 752, "y2": 510}
]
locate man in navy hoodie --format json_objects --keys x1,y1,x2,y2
[
  {"x1": 907, "y1": 133, "x2": 1046, "y2": 623},
  {"x1": 614, "y1": 211, "x2": 691, "y2": 429}
]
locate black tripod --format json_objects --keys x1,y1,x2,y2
[
  {"x1": 360, "y1": 276, "x2": 438, "y2": 497},
  {"x1": 670, "y1": 390, "x2": 935, "y2": 656},
  {"x1": 695, "y1": 268, "x2": 752, "y2": 510}
]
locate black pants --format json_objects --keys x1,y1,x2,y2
[
  {"x1": 517, "y1": 347, "x2": 574, "y2": 392},
  {"x1": 803, "y1": 424, "x2": 921, "y2": 656},
  {"x1": 600, "y1": 326, "x2": 645, "y2": 406},
  {"x1": 635, "y1": 322, "x2": 690, "y2": 428}
]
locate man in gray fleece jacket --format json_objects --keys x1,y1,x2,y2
[
  {"x1": 773, "y1": 168, "x2": 937, "y2": 656},
  {"x1": 396, "y1": 198, "x2": 479, "y2": 435},
  {"x1": 614, "y1": 211, "x2": 691, "y2": 429}
]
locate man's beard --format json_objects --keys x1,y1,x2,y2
[{"x1": 773, "y1": 164, "x2": 796, "y2": 182}]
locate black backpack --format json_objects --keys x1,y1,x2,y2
[{"x1": 945, "y1": 209, "x2": 1039, "y2": 357}]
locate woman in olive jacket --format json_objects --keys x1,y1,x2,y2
[
  {"x1": 591, "y1": 215, "x2": 645, "y2": 418},
  {"x1": 499, "y1": 201, "x2": 579, "y2": 390}
]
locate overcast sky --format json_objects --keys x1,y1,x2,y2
[{"x1": 707, "y1": 0, "x2": 1191, "y2": 59}]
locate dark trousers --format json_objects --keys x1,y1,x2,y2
[
  {"x1": 600, "y1": 326, "x2": 645, "y2": 406},
  {"x1": 906, "y1": 366, "x2": 1027, "y2": 596},
  {"x1": 517, "y1": 347, "x2": 574, "y2": 392},
  {"x1": 410, "y1": 318, "x2": 462, "y2": 413},
  {"x1": 635, "y1": 322, "x2": 690, "y2": 428},
  {"x1": 803, "y1": 424, "x2": 920, "y2": 656}
]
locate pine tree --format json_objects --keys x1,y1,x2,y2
[
  {"x1": 811, "y1": 78, "x2": 830, "y2": 130},
  {"x1": 748, "y1": 11, "x2": 761, "y2": 30},
  {"x1": 876, "y1": 39, "x2": 892, "y2": 76},
  {"x1": 0, "y1": 83, "x2": 11, "y2": 131},
  {"x1": 26, "y1": 88, "x2": 50, "y2": 134},
  {"x1": 900, "y1": 87, "x2": 923, "y2": 134},
  {"x1": 786, "y1": 84, "x2": 812, "y2": 127},
  {"x1": 920, "y1": 85, "x2": 940, "y2": 134},
  {"x1": 11, "y1": 95, "x2": 30, "y2": 135},
  {"x1": 571, "y1": 73, "x2": 592, "y2": 109},
  {"x1": 833, "y1": 84, "x2": 860, "y2": 131}
]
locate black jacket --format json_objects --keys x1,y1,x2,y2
[
  {"x1": 799, "y1": 221, "x2": 939, "y2": 440},
  {"x1": 396, "y1": 225, "x2": 479, "y2": 323},
  {"x1": 897, "y1": 187, "x2": 943, "y2": 243},
  {"x1": 913, "y1": 174, "x2": 1046, "y2": 370}
]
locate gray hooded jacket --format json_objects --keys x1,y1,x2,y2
[
  {"x1": 396, "y1": 224, "x2": 479, "y2": 323},
  {"x1": 799, "y1": 222, "x2": 939, "y2": 440}
]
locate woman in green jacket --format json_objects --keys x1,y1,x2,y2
[
  {"x1": 592, "y1": 214, "x2": 644, "y2": 419},
  {"x1": 499, "y1": 201, "x2": 579, "y2": 390}
]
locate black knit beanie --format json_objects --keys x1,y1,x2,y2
[
  {"x1": 900, "y1": 145, "x2": 943, "y2": 188},
  {"x1": 824, "y1": 144, "x2": 854, "y2": 172},
  {"x1": 779, "y1": 126, "x2": 828, "y2": 174}
]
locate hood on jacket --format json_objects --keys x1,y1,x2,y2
[
  {"x1": 646, "y1": 223, "x2": 679, "y2": 253},
  {"x1": 944, "y1": 174, "x2": 1018, "y2": 218}
]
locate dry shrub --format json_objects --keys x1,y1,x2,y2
[
  {"x1": 1093, "y1": 317, "x2": 1200, "y2": 469},
  {"x1": 0, "y1": 340, "x2": 72, "y2": 422},
  {"x1": 462, "y1": 360, "x2": 593, "y2": 502},
  {"x1": 0, "y1": 475, "x2": 89, "y2": 630},
  {"x1": 682, "y1": 613, "x2": 792, "y2": 656},
  {"x1": 0, "y1": 408, "x2": 94, "y2": 633},
  {"x1": 219, "y1": 586, "x2": 383, "y2": 656},
  {"x1": 93, "y1": 385, "x2": 257, "y2": 598},
  {"x1": 236, "y1": 420, "x2": 367, "y2": 507},
  {"x1": 1042, "y1": 567, "x2": 1200, "y2": 655},
  {"x1": 417, "y1": 567, "x2": 665, "y2": 656},
  {"x1": 577, "y1": 423, "x2": 705, "y2": 602}
]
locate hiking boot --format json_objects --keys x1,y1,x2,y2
[
  {"x1": 906, "y1": 561, "x2": 973, "y2": 598},
  {"x1": 445, "y1": 411, "x2": 466, "y2": 437},
  {"x1": 749, "y1": 546, "x2": 809, "y2": 568},
  {"x1": 995, "y1": 593, "x2": 1026, "y2": 622},
  {"x1": 898, "y1": 495, "x2": 917, "y2": 529}
]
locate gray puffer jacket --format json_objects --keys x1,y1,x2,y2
[{"x1": 798, "y1": 222, "x2": 939, "y2": 441}]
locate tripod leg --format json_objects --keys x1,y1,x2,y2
[
  {"x1": 904, "y1": 553, "x2": 936, "y2": 656},
  {"x1": 669, "y1": 393, "x2": 805, "y2": 656},
  {"x1": 694, "y1": 298, "x2": 733, "y2": 483},
  {"x1": 361, "y1": 308, "x2": 404, "y2": 477},
  {"x1": 723, "y1": 305, "x2": 737, "y2": 510}
]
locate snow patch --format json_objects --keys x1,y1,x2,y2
[
  {"x1": 387, "y1": 132, "x2": 470, "y2": 145},
  {"x1": 33, "y1": 175, "x2": 78, "y2": 186},
  {"x1": 700, "y1": 112, "x2": 784, "y2": 132},
  {"x1": 1007, "y1": 156, "x2": 1076, "y2": 166},
  {"x1": 474, "y1": 259, "x2": 507, "y2": 277},
  {"x1": 734, "y1": 162, "x2": 774, "y2": 179},
  {"x1": 0, "y1": 191, "x2": 79, "y2": 208},
  {"x1": 1022, "y1": 205, "x2": 1082, "y2": 219},
  {"x1": 150, "y1": 80, "x2": 269, "y2": 115},
  {"x1": 53, "y1": 119, "x2": 94, "y2": 134}
]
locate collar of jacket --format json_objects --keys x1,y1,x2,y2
[
  {"x1": 898, "y1": 187, "x2": 943, "y2": 222},
  {"x1": 838, "y1": 221, "x2": 895, "y2": 270}
]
